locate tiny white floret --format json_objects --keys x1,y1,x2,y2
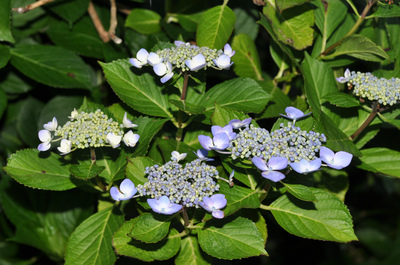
[
  {"x1": 123, "y1": 112, "x2": 138, "y2": 128},
  {"x1": 57, "y1": 139, "x2": 72, "y2": 155},
  {"x1": 123, "y1": 130, "x2": 140, "y2": 147},
  {"x1": 43, "y1": 117, "x2": 58, "y2": 131},
  {"x1": 106, "y1": 133, "x2": 122, "y2": 148}
]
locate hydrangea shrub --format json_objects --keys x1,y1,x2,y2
[{"x1": 1, "y1": 0, "x2": 400, "y2": 264}]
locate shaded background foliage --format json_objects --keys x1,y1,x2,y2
[{"x1": 1, "y1": 0, "x2": 400, "y2": 264}]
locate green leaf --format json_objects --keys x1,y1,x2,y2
[
  {"x1": 329, "y1": 34, "x2": 389, "y2": 62},
  {"x1": 322, "y1": 92, "x2": 361, "y2": 108},
  {"x1": 231, "y1": 34, "x2": 263, "y2": 80},
  {"x1": 256, "y1": 80, "x2": 292, "y2": 119},
  {"x1": 178, "y1": 12, "x2": 203, "y2": 32},
  {"x1": 222, "y1": 160, "x2": 259, "y2": 189},
  {"x1": 358, "y1": 148, "x2": 400, "y2": 178},
  {"x1": 233, "y1": 8, "x2": 259, "y2": 40},
  {"x1": 0, "y1": 175, "x2": 94, "y2": 261},
  {"x1": 175, "y1": 236, "x2": 212, "y2": 265},
  {"x1": 316, "y1": 111, "x2": 362, "y2": 156},
  {"x1": 113, "y1": 221, "x2": 181, "y2": 262},
  {"x1": 16, "y1": 97, "x2": 44, "y2": 148},
  {"x1": 282, "y1": 183, "x2": 317, "y2": 202},
  {"x1": 302, "y1": 53, "x2": 336, "y2": 118},
  {"x1": 367, "y1": 2, "x2": 400, "y2": 18},
  {"x1": 69, "y1": 164, "x2": 105, "y2": 180},
  {"x1": 313, "y1": 167, "x2": 349, "y2": 201},
  {"x1": 65, "y1": 207, "x2": 124, "y2": 265},
  {"x1": 263, "y1": 4, "x2": 314, "y2": 50},
  {"x1": 196, "y1": 5, "x2": 236, "y2": 49},
  {"x1": 313, "y1": 0, "x2": 347, "y2": 43},
  {"x1": 0, "y1": 0, "x2": 14, "y2": 43},
  {"x1": 130, "y1": 116, "x2": 170, "y2": 157},
  {"x1": 128, "y1": 213, "x2": 171, "y2": 243},
  {"x1": 211, "y1": 103, "x2": 250, "y2": 127},
  {"x1": 47, "y1": 0, "x2": 90, "y2": 26},
  {"x1": 100, "y1": 59, "x2": 173, "y2": 118},
  {"x1": 257, "y1": 14, "x2": 300, "y2": 67},
  {"x1": 4, "y1": 149, "x2": 86, "y2": 190},
  {"x1": 198, "y1": 216, "x2": 268, "y2": 259},
  {"x1": 10, "y1": 45, "x2": 95, "y2": 89},
  {"x1": 386, "y1": 17, "x2": 400, "y2": 67},
  {"x1": 196, "y1": 78, "x2": 271, "y2": 124},
  {"x1": 269, "y1": 188, "x2": 357, "y2": 242},
  {"x1": 0, "y1": 44, "x2": 10, "y2": 69},
  {"x1": 0, "y1": 69, "x2": 33, "y2": 94},
  {"x1": 276, "y1": 0, "x2": 312, "y2": 12},
  {"x1": 169, "y1": 99, "x2": 206, "y2": 115},
  {"x1": 47, "y1": 16, "x2": 104, "y2": 59},
  {"x1": 125, "y1": 8, "x2": 162, "y2": 34},
  {"x1": 219, "y1": 182, "x2": 260, "y2": 216},
  {"x1": 126, "y1": 156, "x2": 157, "y2": 185}
]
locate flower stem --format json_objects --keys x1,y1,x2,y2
[
  {"x1": 91, "y1": 148, "x2": 106, "y2": 191},
  {"x1": 176, "y1": 73, "x2": 189, "y2": 142},
  {"x1": 181, "y1": 206, "x2": 190, "y2": 227},
  {"x1": 351, "y1": 101, "x2": 378, "y2": 140},
  {"x1": 259, "y1": 204, "x2": 272, "y2": 211},
  {"x1": 321, "y1": 0, "x2": 378, "y2": 56}
]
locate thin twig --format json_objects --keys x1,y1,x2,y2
[
  {"x1": 351, "y1": 101, "x2": 379, "y2": 140},
  {"x1": 88, "y1": 1, "x2": 110, "y2": 43},
  {"x1": 13, "y1": 0, "x2": 54, "y2": 13},
  {"x1": 108, "y1": 0, "x2": 122, "y2": 44}
]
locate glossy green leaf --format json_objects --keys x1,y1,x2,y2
[
  {"x1": 0, "y1": 44, "x2": 10, "y2": 69},
  {"x1": 196, "y1": 78, "x2": 271, "y2": 124},
  {"x1": 269, "y1": 188, "x2": 357, "y2": 242},
  {"x1": 198, "y1": 216, "x2": 268, "y2": 259},
  {"x1": 386, "y1": 17, "x2": 400, "y2": 67},
  {"x1": 169, "y1": 99, "x2": 206, "y2": 115},
  {"x1": 0, "y1": 69, "x2": 33, "y2": 94},
  {"x1": 0, "y1": 0, "x2": 14, "y2": 43},
  {"x1": 0, "y1": 175, "x2": 94, "y2": 261},
  {"x1": 128, "y1": 213, "x2": 171, "y2": 243},
  {"x1": 302, "y1": 53, "x2": 337, "y2": 118},
  {"x1": 4, "y1": 149, "x2": 85, "y2": 190},
  {"x1": 358, "y1": 148, "x2": 400, "y2": 178},
  {"x1": 257, "y1": 14, "x2": 300, "y2": 67},
  {"x1": 126, "y1": 9, "x2": 162, "y2": 34},
  {"x1": 313, "y1": 0, "x2": 347, "y2": 43},
  {"x1": 113, "y1": 221, "x2": 181, "y2": 262},
  {"x1": 222, "y1": 160, "x2": 258, "y2": 189},
  {"x1": 256, "y1": 80, "x2": 292, "y2": 119},
  {"x1": 65, "y1": 207, "x2": 124, "y2": 265},
  {"x1": 329, "y1": 34, "x2": 389, "y2": 62},
  {"x1": 196, "y1": 5, "x2": 236, "y2": 49},
  {"x1": 10, "y1": 45, "x2": 95, "y2": 89},
  {"x1": 282, "y1": 183, "x2": 317, "y2": 202},
  {"x1": 47, "y1": 16, "x2": 104, "y2": 59},
  {"x1": 211, "y1": 103, "x2": 250, "y2": 127},
  {"x1": 367, "y1": 2, "x2": 400, "y2": 18},
  {"x1": 263, "y1": 4, "x2": 314, "y2": 50},
  {"x1": 233, "y1": 8, "x2": 259, "y2": 40},
  {"x1": 219, "y1": 182, "x2": 260, "y2": 216},
  {"x1": 47, "y1": 0, "x2": 90, "y2": 26},
  {"x1": 178, "y1": 12, "x2": 203, "y2": 32},
  {"x1": 276, "y1": 0, "x2": 311, "y2": 12},
  {"x1": 69, "y1": 164, "x2": 105, "y2": 180},
  {"x1": 100, "y1": 59, "x2": 173, "y2": 118},
  {"x1": 322, "y1": 92, "x2": 361, "y2": 108},
  {"x1": 175, "y1": 236, "x2": 212, "y2": 265},
  {"x1": 126, "y1": 156, "x2": 158, "y2": 185},
  {"x1": 231, "y1": 34, "x2": 263, "y2": 80},
  {"x1": 313, "y1": 167, "x2": 349, "y2": 202}
]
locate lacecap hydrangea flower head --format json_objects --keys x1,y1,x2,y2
[
  {"x1": 38, "y1": 108, "x2": 140, "y2": 155},
  {"x1": 336, "y1": 69, "x2": 400, "y2": 106},
  {"x1": 129, "y1": 41, "x2": 235, "y2": 83}
]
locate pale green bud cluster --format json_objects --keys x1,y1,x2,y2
[
  {"x1": 54, "y1": 109, "x2": 123, "y2": 149},
  {"x1": 157, "y1": 44, "x2": 223, "y2": 72},
  {"x1": 341, "y1": 71, "x2": 400, "y2": 106}
]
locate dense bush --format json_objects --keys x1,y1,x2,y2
[{"x1": 1, "y1": 0, "x2": 400, "y2": 264}]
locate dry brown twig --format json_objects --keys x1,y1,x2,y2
[{"x1": 12, "y1": 0, "x2": 54, "y2": 13}]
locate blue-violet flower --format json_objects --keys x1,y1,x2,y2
[
  {"x1": 147, "y1": 195, "x2": 182, "y2": 215},
  {"x1": 319, "y1": 146, "x2": 353, "y2": 170},
  {"x1": 110, "y1": 179, "x2": 137, "y2": 201}
]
